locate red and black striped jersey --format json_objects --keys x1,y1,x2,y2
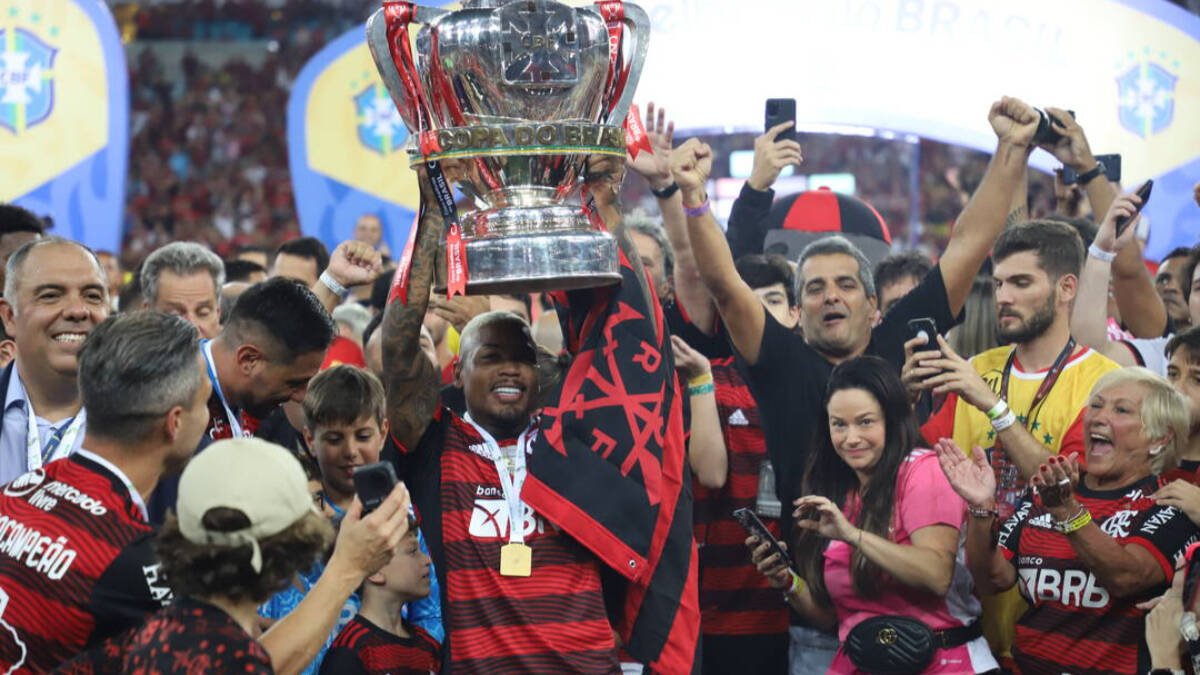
[
  {"x1": 0, "y1": 453, "x2": 168, "y2": 672},
  {"x1": 998, "y1": 474, "x2": 1200, "y2": 674},
  {"x1": 393, "y1": 412, "x2": 620, "y2": 674},
  {"x1": 693, "y1": 357, "x2": 789, "y2": 638},
  {"x1": 320, "y1": 615, "x2": 440, "y2": 674}
]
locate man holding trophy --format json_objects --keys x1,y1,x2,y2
[{"x1": 372, "y1": 1, "x2": 699, "y2": 673}]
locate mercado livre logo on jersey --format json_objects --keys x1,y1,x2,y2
[
  {"x1": 354, "y1": 80, "x2": 405, "y2": 156},
  {"x1": 1115, "y1": 48, "x2": 1179, "y2": 139},
  {"x1": 0, "y1": 17, "x2": 58, "y2": 135}
]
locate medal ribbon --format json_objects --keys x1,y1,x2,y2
[{"x1": 463, "y1": 413, "x2": 536, "y2": 545}]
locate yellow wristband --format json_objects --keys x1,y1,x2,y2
[
  {"x1": 786, "y1": 571, "x2": 806, "y2": 598},
  {"x1": 1055, "y1": 508, "x2": 1092, "y2": 534},
  {"x1": 687, "y1": 372, "x2": 713, "y2": 388}
]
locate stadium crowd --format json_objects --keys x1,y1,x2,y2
[{"x1": 0, "y1": 8, "x2": 1199, "y2": 675}]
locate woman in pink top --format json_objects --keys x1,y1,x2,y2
[{"x1": 750, "y1": 356, "x2": 998, "y2": 673}]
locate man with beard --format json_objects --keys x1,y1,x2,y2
[{"x1": 913, "y1": 219, "x2": 1119, "y2": 663}]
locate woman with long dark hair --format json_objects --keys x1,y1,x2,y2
[{"x1": 750, "y1": 356, "x2": 997, "y2": 673}]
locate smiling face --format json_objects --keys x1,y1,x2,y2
[
  {"x1": 456, "y1": 320, "x2": 539, "y2": 437},
  {"x1": 1084, "y1": 381, "x2": 1155, "y2": 486},
  {"x1": 0, "y1": 242, "x2": 109, "y2": 381},
  {"x1": 798, "y1": 253, "x2": 877, "y2": 360},
  {"x1": 306, "y1": 414, "x2": 387, "y2": 504},
  {"x1": 827, "y1": 387, "x2": 887, "y2": 480}
]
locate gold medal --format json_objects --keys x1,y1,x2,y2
[{"x1": 499, "y1": 542, "x2": 532, "y2": 577}]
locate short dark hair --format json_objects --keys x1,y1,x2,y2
[
  {"x1": 1163, "y1": 246, "x2": 1194, "y2": 264},
  {"x1": 735, "y1": 253, "x2": 796, "y2": 306},
  {"x1": 223, "y1": 258, "x2": 267, "y2": 283},
  {"x1": 1167, "y1": 325, "x2": 1200, "y2": 364},
  {"x1": 993, "y1": 219, "x2": 1085, "y2": 281},
  {"x1": 303, "y1": 365, "x2": 386, "y2": 430},
  {"x1": 1043, "y1": 214, "x2": 1097, "y2": 248},
  {"x1": 1182, "y1": 245, "x2": 1200, "y2": 305},
  {"x1": 79, "y1": 312, "x2": 203, "y2": 441},
  {"x1": 225, "y1": 277, "x2": 335, "y2": 361},
  {"x1": 873, "y1": 251, "x2": 933, "y2": 294},
  {"x1": 274, "y1": 237, "x2": 329, "y2": 275},
  {"x1": 156, "y1": 510, "x2": 332, "y2": 604},
  {"x1": 0, "y1": 204, "x2": 46, "y2": 238}
]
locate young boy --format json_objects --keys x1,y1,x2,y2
[
  {"x1": 302, "y1": 365, "x2": 391, "y2": 517},
  {"x1": 320, "y1": 519, "x2": 441, "y2": 674},
  {"x1": 303, "y1": 365, "x2": 445, "y2": 644}
]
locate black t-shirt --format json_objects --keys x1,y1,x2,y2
[{"x1": 742, "y1": 265, "x2": 960, "y2": 523}]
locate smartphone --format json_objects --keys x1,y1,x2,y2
[
  {"x1": 352, "y1": 461, "x2": 398, "y2": 515},
  {"x1": 1114, "y1": 179, "x2": 1153, "y2": 239},
  {"x1": 732, "y1": 507, "x2": 794, "y2": 571},
  {"x1": 907, "y1": 317, "x2": 939, "y2": 347},
  {"x1": 1062, "y1": 154, "x2": 1121, "y2": 185},
  {"x1": 764, "y1": 98, "x2": 797, "y2": 143}
]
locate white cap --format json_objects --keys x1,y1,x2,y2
[{"x1": 177, "y1": 438, "x2": 318, "y2": 572}]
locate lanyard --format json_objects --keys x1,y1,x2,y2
[
  {"x1": 999, "y1": 337, "x2": 1076, "y2": 430},
  {"x1": 202, "y1": 339, "x2": 246, "y2": 439},
  {"x1": 25, "y1": 402, "x2": 85, "y2": 471},
  {"x1": 463, "y1": 413, "x2": 535, "y2": 545}
]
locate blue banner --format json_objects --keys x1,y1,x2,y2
[{"x1": 0, "y1": 0, "x2": 128, "y2": 253}]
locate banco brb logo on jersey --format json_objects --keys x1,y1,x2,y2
[{"x1": 0, "y1": 27, "x2": 58, "y2": 135}]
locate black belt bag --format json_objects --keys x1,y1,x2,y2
[{"x1": 844, "y1": 616, "x2": 982, "y2": 674}]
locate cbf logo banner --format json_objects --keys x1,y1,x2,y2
[
  {"x1": 288, "y1": 24, "x2": 427, "y2": 254},
  {"x1": 0, "y1": 0, "x2": 127, "y2": 253}
]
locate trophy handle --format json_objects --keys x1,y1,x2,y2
[
  {"x1": 365, "y1": 4, "x2": 449, "y2": 134},
  {"x1": 596, "y1": 1, "x2": 651, "y2": 125}
]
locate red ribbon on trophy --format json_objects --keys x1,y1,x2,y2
[
  {"x1": 383, "y1": 1, "x2": 431, "y2": 131},
  {"x1": 388, "y1": 209, "x2": 422, "y2": 306},
  {"x1": 445, "y1": 223, "x2": 468, "y2": 297},
  {"x1": 624, "y1": 103, "x2": 652, "y2": 160},
  {"x1": 595, "y1": 1, "x2": 630, "y2": 122}
]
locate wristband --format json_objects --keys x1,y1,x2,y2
[
  {"x1": 991, "y1": 410, "x2": 1018, "y2": 433},
  {"x1": 985, "y1": 399, "x2": 1010, "y2": 421},
  {"x1": 688, "y1": 382, "x2": 715, "y2": 396},
  {"x1": 785, "y1": 571, "x2": 806, "y2": 599},
  {"x1": 683, "y1": 199, "x2": 711, "y2": 218},
  {"x1": 1053, "y1": 506, "x2": 1092, "y2": 534},
  {"x1": 650, "y1": 182, "x2": 680, "y2": 199},
  {"x1": 1075, "y1": 162, "x2": 1106, "y2": 187},
  {"x1": 1087, "y1": 243, "x2": 1117, "y2": 263},
  {"x1": 968, "y1": 504, "x2": 999, "y2": 519},
  {"x1": 687, "y1": 373, "x2": 714, "y2": 388},
  {"x1": 319, "y1": 270, "x2": 348, "y2": 296}
]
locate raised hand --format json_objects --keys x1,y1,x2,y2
[
  {"x1": 935, "y1": 438, "x2": 996, "y2": 508},
  {"x1": 1036, "y1": 106, "x2": 1097, "y2": 171},
  {"x1": 671, "y1": 335, "x2": 711, "y2": 382},
  {"x1": 327, "y1": 240, "x2": 385, "y2": 288},
  {"x1": 626, "y1": 101, "x2": 675, "y2": 190},
  {"x1": 748, "y1": 121, "x2": 803, "y2": 192},
  {"x1": 1094, "y1": 189, "x2": 1145, "y2": 254},
  {"x1": 669, "y1": 138, "x2": 714, "y2": 205},
  {"x1": 900, "y1": 333, "x2": 941, "y2": 405},
  {"x1": 987, "y1": 95, "x2": 1040, "y2": 148},
  {"x1": 1030, "y1": 454, "x2": 1081, "y2": 515},
  {"x1": 918, "y1": 335, "x2": 1001, "y2": 413}
]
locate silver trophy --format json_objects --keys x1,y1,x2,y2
[{"x1": 367, "y1": 0, "x2": 649, "y2": 294}]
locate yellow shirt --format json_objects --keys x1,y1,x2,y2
[{"x1": 921, "y1": 344, "x2": 1119, "y2": 658}]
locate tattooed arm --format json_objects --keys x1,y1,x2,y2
[
  {"x1": 382, "y1": 175, "x2": 444, "y2": 451},
  {"x1": 937, "y1": 96, "x2": 1040, "y2": 316}
]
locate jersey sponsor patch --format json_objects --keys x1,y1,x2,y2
[{"x1": 467, "y1": 497, "x2": 544, "y2": 540}]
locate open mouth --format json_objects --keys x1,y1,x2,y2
[
  {"x1": 822, "y1": 311, "x2": 847, "y2": 326},
  {"x1": 492, "y1": 383, "x2": 525, "y2": 403},
  {"x1": 52, "y1": 332, "x2": 87, "y2": 344},
  {"x1": 1088, "y1": 432, "x2": 1114, "y2": 456}
]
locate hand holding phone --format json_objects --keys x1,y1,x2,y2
[
  {"x1": 733, "y1": 507, "x2": 794, "y2": 573},
  {"x1": 1114, "y1": 179, "x2": 1152, "y2": 239},
  {"x1": 352, "y1": 461, "x2": 399, "y2": 515},
  {"x1": 764, "y1": 98, "x2": 797, "y2": 143},
  {"x1": 906, "y1": 317, "x2": 939, "y2": 350}
]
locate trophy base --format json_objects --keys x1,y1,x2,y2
[{"x1": 434, "y1": 207, "x2": 620, "y2": 295}]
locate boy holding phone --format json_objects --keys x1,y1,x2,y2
[
  {"x1": 320, "y1": 518, "x2": 442, "y2": 674},
  {"x1": 303, "y1": 366, "x2": 445, "y2": 644}
]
